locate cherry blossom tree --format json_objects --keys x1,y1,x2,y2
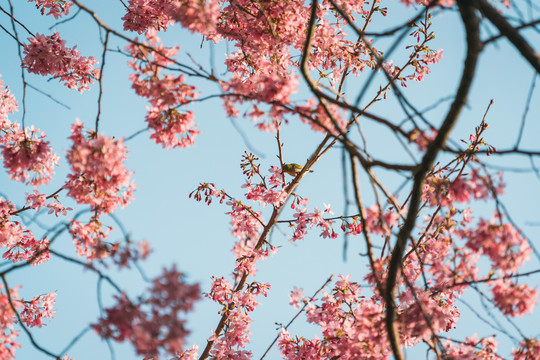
[{"x1": 0, "y1": 0, "x2": 540, "y2": 359}]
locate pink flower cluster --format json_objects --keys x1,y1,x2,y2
[
  {"x1": 398, "y1": 288, "x2": 460, "y2": 344},
  {"x1": 18, "y1": 292, "x2": 56, "y2": 328},
  {"x1": 442, "y1": 335, "x2": 502, "y2": 359},
  {"x1": 165, "y1": 0, "x2": 220, "y2": 36},
  {"x1": 402, "y1": 0, "x2": 510, "y2": 7},
  {"x1": 208, "y1": 277, "x2": 270, "y2": 359},
  {"x1": 296, "y1": 100, "x2": 348, "y2": 135},
  {"x1": 289, "y1": 286, "x2": 305, "y2": 309},
  {"x1": 423, "y1": 169, "x2": 504, "y2": 207},
  {"x1": 0, "y1": 198, "x2": 50, "y2": 266},
  {"x1": 64, "y1": 120, "x2": 135, "y2": 214},
  {"x1": 122, "y1": 0, "x2": 173, "y2": 34},
  {"x1": 280, "y1": 275, "x2": 391, "y2": 359},
  {"x1": 189, "y1": 182, "x2": 225, "y2": 205},
  {"x1": 408, "y1": 49, "x2": 443, "y2": 82},
  {"x1": 93, "y1": 266, "x2": 200, "y2": 358},
  {"x1": 0, "y1": 75, "x2": 17, "y2": 123},
  {"x1": 2, "y1": 233, "x2": 50, "y2": 266},
  {"x1": 243, "y1": 178, "x2": 287, "y2": 208},
  {"x1": 25, "y1": 190, "x2": 70, "y2": 216},
  {"x1": 28, "y1": 0, "x2": 73, "y2": 18},
  {"x1": 409, "y1": 128, "x2": 437, "y2": 152},
  {"x1": 461, "y1": 216, "x2": 532, "y2": 275},
  {"x1": 490, "y1": 279, "x2": 537, "y2": 317},
  {"x1": 69, "y1": 218, "x2": 113, "y2": 261},
  {"x1": 1, "y1": 125, "x2": 58, "y2": 186},
  {"x1": 0, "y1": 285, "x2": 20, "y2": 360},
  {"x1": 382, "y1": 60, "x2": 408, "y2": 87},
  {"x1": 122, "y1": 0, "x2": 219, "y2": 36},
  {"x1": 23, "y1": 32, "x2": 99, "y2": 92},
  {"x1": 215, "y1": 0, "x2": 385, "y2": 132},
  {"x1": 110, "y1": 239, "x2": 152, "y2": 269},
  {"x1": 126, "y1": 34, "x2": 200, "y2": 149},
  {"x1": 290, "y1": 203, "x2": 336, "y2": 241},
  {"x1": 226, "y1": 200, "x2": 263, "y2": 242},
  {"x1": 513, "y1": 338, "x2": 540, "y2": 360},
  {"x1": 171, "y1": 345, "x2": 199, "y2": 360},
  {"x1": 0, "y1": 77, "x2": 58, "y2": 186}
]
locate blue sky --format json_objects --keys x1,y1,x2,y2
[{"x1": 1, "y1": 1, "x2": 539, "y2": 359}]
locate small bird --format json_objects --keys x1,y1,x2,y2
[{"x1": 282, "y1": 163, "x2": 313, "y2": 177}]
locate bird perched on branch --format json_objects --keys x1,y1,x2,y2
[{"x1": 282, "y1": 163, "x2": 313, "y2": 177}]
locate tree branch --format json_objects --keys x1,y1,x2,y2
[
  {"x1": 474, "y1": 0, "x2": 540, "y2": 73},
  {"x1": 384, "y1": 1, "x2": 482, "y2": 358}
]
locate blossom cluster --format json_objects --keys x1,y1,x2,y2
[
  {"x1": 122, "y1": 0, "x2": 219, "y2": 36},
  {"x1": 0, "y1": 76, "x2": 17, "y2": 123},
  {"x1": 296, "y1": 100, "x2": 348, "y2": 135},
  {"x1": 92, "y1": 266, "x2": 200, "y2": 358},
  {"x1": 207, "y1": 276, "x2": 270, "y2": 359},
  {"x1": 279, "y1": 275, "x2": 391, "y2": 359},
  {"x1": 0, "y1": 287, "x2": 59, "y2": 360},
  {"x1": 64, "y1": 120, "x2": 135, "y2": 215},
  {"x1": 126, "y1": 32, "x2": 200, "y2": 149},
  {"x1": 423, "y1": 168, "x2": 504, "y2": 207},
  {"x1": 18, "y1": 292, "x2": 56, "y2": 328},
  {"x1": 402, "y1": 0, "x2": 510, "y2": 7},
  {"x1": 28, "y1": 0, "x2": 73, "y2": 18},
  {"x1": 0, "y1": 198, "x2": 50, "y2": 266},
  {"x1": 25, "y1": 190, "x2": 70, "y2": 216},
  {"x1": 0, "y1": 285, "x2": 20, "y2": 360},
  {"x1": 513, "y1": 338, "x2": 540, "y2": 360},
  {"x1": 1, "y1": 126, "x2": 58, "y2": 187},
  {"x1": 23, "y1": 32, "x2": 99, "y2": 92},
  {"x1": 0, "y1": 78, "x2": 58, "y2": 186},
  {"x1": 69, "y1": 218, "x2": 113, "y2": 262}
]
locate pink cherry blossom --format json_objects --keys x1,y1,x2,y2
[
  {"x1": 165, "y1": 0, "x2": 220, "y2": 37},
  {"x1": 23, "y1": 32, "x2": 99, "y2": 92},
  {"x1": 25, "y1": 190, "x2": 71, "y2": 216},
  {"x1": 491, "y1": 278, "x2": 538, "y2": 316},
  {"x1": 172, "y1": 345, "x2": 199, "y2": 360},
  {"x1": 122, "y1": 0, "x2": 172, "y2": 34},
  {"x1": 69, "y1": 218, "x2": 113, "y2": 261},
  {"x1": 126, "y1": 38, "x2": 200, "y2": 149},
  {"x1": 110, "y1": 239, "x2": 153, "y2": 269},
  {"x1": 0, "y1": 75, "x2": 17, "y2": 123},
  {"x1": 64, "y1": 120, "x2": 135, "y2": 214},
  {"x1": 442, "y1": 335, "x2": 502, "y2": 359},
  {"x1": 28, "y1": 0, "x2": 73, "y2": 18},
  {"x1": 1, "y1": 126, "x2": 58, "y2": 186},
  {"x1": 93, "y1": 266, "x2": 200, "y2": 357},
  {"x1": 19, "y1": 292, "x2": 56, "y2": 328},
  {"x1": 289, "y1": 287, "x2": 305, "y2": 310},
  {"x1": 460, "y1": 216, "x2": 532, "y2": 275},
  {"x1": 0, "y1": 285, "x2": 21, "y2": 360},
  {"x1": 0, "y1": 198, "x2": 50, "y2": 265},
  {"x1": 513, "y1": 338, "x2": 540, "y2": 360}
]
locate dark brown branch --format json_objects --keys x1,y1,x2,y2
[
  {"x1": 0, "y1": 4, "x2": 35, "y2": 37},
  {"x1": 7, "y1": 0, "x2": 28, "y2": 128},
  {"x1": 350, "y1": 155, "x2": 385, "y2": 297},
  {"x1": 483, "y1": 18, "x2": 540, "y2": 45},
  {"x1": 514, "y1": 73, "x2": 537, "y2": 148},
  {"x1": 48, "y1": 249, "x2": 124, "y2": 294},
  {"x1": 384, "y1": 1, "x2": 482, "y2": 359},
  {"x1": 95, "y1": 30, "x2": 109, "y2": 132},
  {"x1": 474, "y1": 0, "x2": 540, "y2": 73},
  {"x1": 26, "y1": 83, "x2": 71, "y2": 109}
]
